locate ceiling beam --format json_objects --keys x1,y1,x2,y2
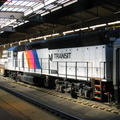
[
  {"x1": 71, "y1": 14, "x2": 84, "y2": 20},
  {"x1": 0, "y1": 11, "x2": 24, "y2": 19},
  {"x1": 101, "y1": 5, "x2": 115, "y2": 12},
  {"x1": 105, "y1": 0, "x2": 120, "y2": 8},
  {"x1": 84, "y1": 10, "x2": 101, "y2": 18}
]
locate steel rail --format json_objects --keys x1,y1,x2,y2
[{"x1": 0, "y1": 84, "x2": 82, "y2": 120}]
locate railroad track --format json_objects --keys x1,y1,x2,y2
[
  {"x1": 0, "y1": 76, "x2": 120, "y2": 116},
  {"x1": 0, "y1": 82, "x2": 81, "y2": 120}
]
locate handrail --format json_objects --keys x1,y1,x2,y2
[
  {"x1": 14, "y1": 58, "x2": 93, "y2": 81},
  {"x1": 54, "y1": 60, "x2": 93, "y2": 81},
  {"x1": 99, "y1": 61, "x2": 112, "y2": 79}
]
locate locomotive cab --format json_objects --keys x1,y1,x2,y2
[
  {"x1": 4, "y1": 45, "x2": 25, "y2": 79},
  {"x1": 5, "y1": 46, "x2": 17, "y2": 71}
]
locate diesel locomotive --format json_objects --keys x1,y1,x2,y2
[{"x1": 3, "y1": 30, "x2": 120, "y2": 103}]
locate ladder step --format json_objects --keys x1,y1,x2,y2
[
  {"x1": 94, "y1": 96, "x2": 101, "y2": 100},
  {"x1": 94, "y1": 91, "x2": 101, "y2": 94},
  {"x1": 95, "y1": 85, "x2": 101, "y2": 87}
]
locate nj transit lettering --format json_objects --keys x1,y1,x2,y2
[{"x1": 54, "y1": 53, "x2": 71, "y2": 59}]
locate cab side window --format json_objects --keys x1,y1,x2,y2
[{"x1": 8, "y1": 51, "x2": 11, "y2": 57}]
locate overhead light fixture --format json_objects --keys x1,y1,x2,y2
[
  {"x1": 44, "y1": 35, "x2": 52, "y2": 38},
  {"x1": 36, "y1": 36, "x2": 43, "y2": 40},
  {"x1": 0, "y1": 31, "x2": 4, "y2": 33},
  {"x1": 41, "y1": 11, "x2": 50, "y2": 16},
  {"x1": 114, "y1": 11, "x2": 120, "y2": 14},
  {"x1": 13, "y1": 25, "x2": 18, "y2": 28},
  {"x1": 90, "y1": 24, "x2": 106, "y2": 29},
  {"x1": 74, "y1": 28, "x2": 80, "y2": 32},
  {"x1": 64, "y1": 0, "x2": 78, "y2": 7},
  {"x1": 80, "y1": 27, "x2": 89, "y2": 30},
  {"x1": 63, "y1": 30, "x2": 74, "y2": 35},
  {"x1": 4, "y1": 45, "x2": 6, "y2": 48},
  {"x1": 52, "y1": 33, "x2": 59, "y2": 36},
  {"x1": 45, "y1": 0, "x2": 56, "y2": 6},
  {"x1": 44, "y1": 37, "x2": 47, "y2": 40},
  {"x1": 17, "y1": 22, "x2": 24, "y2": 26},
  {"x1": 25, "y1": 20, "x2": 29, "y2": 23},
  {"x1": 29, "y1": 38, "x2": 35, "y2": 41},
  {"x1": 108, "y1": 21, "x2": 120, "y2": 25},
  {"x1": 10, "y1": 43, "x2": 12, "y2": 47},
  {"x1": 51, "y1": 6, "x2": 62, "y2": 12},
  {"x1": 29, "y1": 40, "x2": 32, "y2": 42},
  {"x1": 1, "y1": 19, "x2": 16, "y2": 28},
  {"x1": 59, "y1": 0, "x2": 71, "y2": 4},
  {"x1": 18, "y1": 42, "x2": 21, "y2": 45}
]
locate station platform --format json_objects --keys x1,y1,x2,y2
[{"x1": 0, "y1": 88, "x2": 59, "y2": 120}]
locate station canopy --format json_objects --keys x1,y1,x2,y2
[
  {"x1": 0, "y1": 0, "x2": 77, "y2": 30},
  {"x1": 0, "y1": 0, "x2": 120, "y2": 45}
]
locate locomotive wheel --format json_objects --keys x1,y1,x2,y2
[
  {"x1": 71, "y1": 87, "x2": 77, "y2": 99},
  {"x1": 88, "y1": 89, "x2": 93, "y2": 100},
  {"x1": 11, "y1": 72, "x2": 16, "y2": 80},
  {"x1": 3, "y1": 70, "x2": 8, "y2": 77},
  {"x1": 44, "y1": 76, "x2": 55, "y2": 88},
  {"x1": 89, "y1": 92, "x2": 93, "y2": 100},
  {"x1": 61, "y1": 86, "x2": 65, "y2": 93},
  {"x1": 15, "y1": 75, "x2": 20, "y2": 82},
  {"x1": 8, "y1": 72, "x2": 12, "y2": 78},
  {"x1": 56, "y1": 84, "x2": 60, "y2": 92},
  {"x1": 44, "y1": 78, "x2": 51, "y2": 88}
]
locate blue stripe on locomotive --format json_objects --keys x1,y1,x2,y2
[{"x1": 32, "y1": 50, "x2": 41, "y2": 69}]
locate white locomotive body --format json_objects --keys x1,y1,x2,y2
[{"x1": 5, "y1": 45, "x2": 112, "y2": 81}]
